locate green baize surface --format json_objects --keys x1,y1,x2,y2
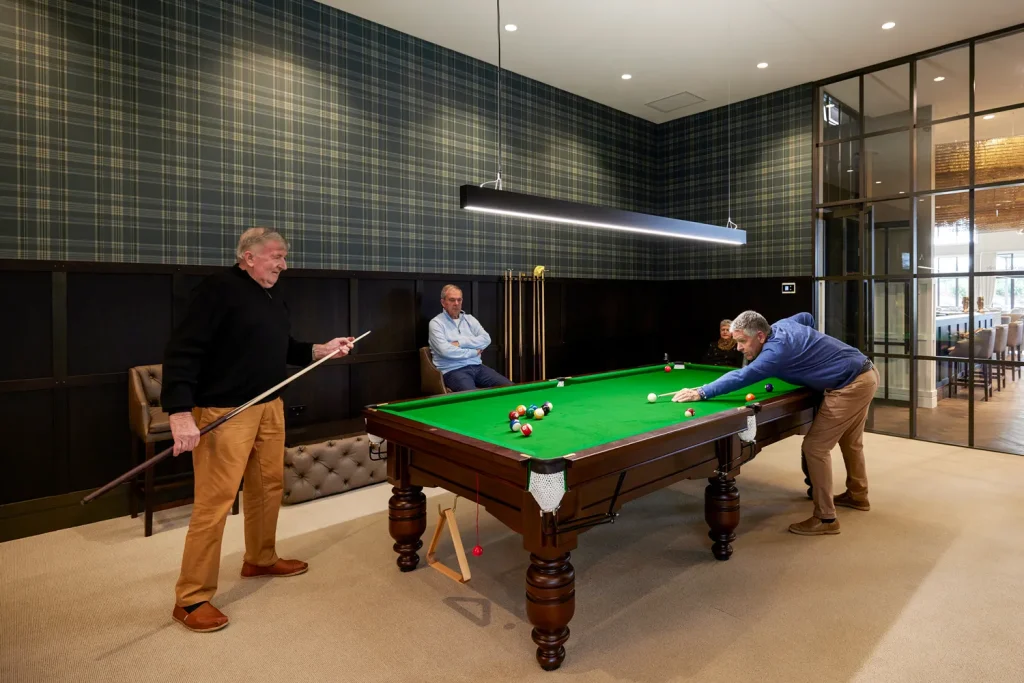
[{"x1": 375, "y1": 364, "x2": 802, "y2": 460}]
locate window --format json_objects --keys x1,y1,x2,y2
[
  {"x1": 935, "y1": 255, "x2": 968, "y2": 308},
  {"x1": 934, "y1": 220, "x2": 971, "y2": 245}
]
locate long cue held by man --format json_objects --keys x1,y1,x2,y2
[{"x1": 80, "y1": 329, "x2": 372, "y2": 505}]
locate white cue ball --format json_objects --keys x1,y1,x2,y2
[{"x1": 647, "y1": 393, "x2": 657, "y2": 403}]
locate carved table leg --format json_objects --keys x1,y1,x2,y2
[
  {"x1": 389, "y1": 484, "x2": 426, "y2": 572},
  {"x1": 705, "y1": 472, "x2": 740, "y2": 561},
  {"x1": 526, "y1": 552, "x2": 575, "y2": 670}
]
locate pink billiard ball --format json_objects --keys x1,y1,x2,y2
[{"x1": 664, "y1": 365, "x2": 672, "y2": 372}]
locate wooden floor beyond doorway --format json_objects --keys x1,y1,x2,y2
[{"x1": 871, "y1": 366, "x2": 1024, "y2": 455}]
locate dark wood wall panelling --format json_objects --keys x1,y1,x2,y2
[{"x1": 0, "y1": 261, "x2": 811, "y2": 514}]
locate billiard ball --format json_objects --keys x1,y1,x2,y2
[
  {"x1": 510, "y1": 419, "x2": 521, "y2": 432},
  {"x1": 542, "y1": 401, "x2": 552, "y2": 414},
  {"x1": 521, "y1": 423, "x2": 533, "y2": 436},
  {"x1": 516, "y1": 404, "x2": 527, "y2": 416},
  {"x1": 685, "y1": 408, "x2": 695, "y2": 417},
  {"x1": 528, "y1": 404, "x2": 538, "y2": 415},
  {"x1": 533, "y1": 408, "x2": 545, "y2": 419},
  {"x1": 509, "y1": 410, "x2": 520, "y2": 420},
  {"x1": 647, "y1": 393, "x2": 657, "y2": 403},
  {"x1": 765, "y1": 383, "x2": 774, "y2": 393},
  {"x1": 664, "y1": 365, "x2": 672, "y2": 372},
  {"x1": 745, "y1": 393, "x2": 755, "y2": 401}
]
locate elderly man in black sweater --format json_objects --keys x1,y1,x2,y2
[{"x1": 161, "y1": 227, "x2": 353, "y2": 633}]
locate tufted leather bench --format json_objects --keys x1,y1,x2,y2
[{"x1": 283, "y1": 434, "x2": 387, "y2": 505}]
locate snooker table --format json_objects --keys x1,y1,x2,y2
[{"x1": 362, "y1": 363, "x2": 819, "y2": 670}]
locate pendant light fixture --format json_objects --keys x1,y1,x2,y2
[{"x1": 459, "y1": 0, "x2": 746, "y2": 246}]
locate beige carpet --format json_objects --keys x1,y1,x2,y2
[{"x1": 3, "y1": 433, "x2": 1024, "y2": 683}]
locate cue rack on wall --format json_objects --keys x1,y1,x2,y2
[{"x1": 503, "y1": 266, "x2": 547, "y2": 383}]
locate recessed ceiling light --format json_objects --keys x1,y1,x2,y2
[
  {"x1": 621, "y1": 74, "x2": 632, "y2": 80},
  {"x1": 882, "y1": 21, "x2": 896, "y2": 30},
  {"x1": 934, "y1": 76, "x2": 945, "y2": 82},
  {"x1": 504, "y1": 24, "x2": 517, "y2": 31},
  {"x1": 757, "y1": 62, "x2": 768, "y2": 69},
  {"x1": 983, "y1": 114, "x2": 995, "y2": 120}
]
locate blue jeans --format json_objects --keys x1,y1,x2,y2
[{"x1": 442, "y1": 364, "x2": 513, "y2": 392}]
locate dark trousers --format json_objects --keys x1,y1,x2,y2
[{"x1": 443, "y1": 364, "x2": 513, "y2": 392}]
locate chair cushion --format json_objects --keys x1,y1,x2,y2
[{"x1": 148, "y1": 407, "x2": 171, "y2": 436}]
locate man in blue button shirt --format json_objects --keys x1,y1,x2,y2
[
  {"x1": 428, "y1": 284, "x2": 512, "y2": 392},
  {"x1": 673, "y1": 310, "x2": 878, "y2": 536}
]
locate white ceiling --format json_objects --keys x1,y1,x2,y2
[{"x1": 317, "y1": 0, "x2": 1024, "y2": 123}]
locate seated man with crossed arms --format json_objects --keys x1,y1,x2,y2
[{"x1": 428, "y1": 284, "x2": 512, "y2": 392}]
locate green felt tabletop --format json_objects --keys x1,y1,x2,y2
[{"x1": 374, "y1": 364, "x2": 802, "y2": 460}]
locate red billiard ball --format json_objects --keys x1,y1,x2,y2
[
  {"x1": 664, "y1": 365, "x2": 672, "y2": 372},
  {"x1": 509, "y1": 410, "x2": 520, "y2": 420},
  {"x1": 521, "y1": 423, "x2": 533, "y2": 436},
  {"x1": 745, "y1": 393, "x2": 755, "y2": 401},
  {"x1": 685, "y1": 408, "x2": 695, "y2": 417}
]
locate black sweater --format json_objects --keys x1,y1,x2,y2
[{"x1": 160, "y1": 265, "x2": 314, "y2": 415}]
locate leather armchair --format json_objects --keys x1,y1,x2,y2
[
  {"x1": 419, "y1": 346, "x2": 450, "y2": 396},
  {"x1": 128, "y1": 364, "x2": 237, "y2": 536}
]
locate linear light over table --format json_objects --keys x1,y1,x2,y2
[{"x1": 459, "y1": 185, "x2": 746, "y2": 245}]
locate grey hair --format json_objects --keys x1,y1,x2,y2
[
  {"x1": 730, "y1": 310, "x2": 770, "y2": 337},
  {"x1": 236, "y1": 227, "x2": 289, "y2": 263},
  {"x1": 719, "y1": 319, "x2": 732, "y2": 328},
  {"x1": 440, "y1": 284, "x2": 463, "y2": 299}
]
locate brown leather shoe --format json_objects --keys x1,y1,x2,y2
[
  {"x1": 240, "y1": 558, "x2": 308, "y2": 579},
  {"x1": 172, "y1": 602, "x2": 229, "y2": 633},
  {"x1": 788, "y1": 516, "x2": 841, "y2": 536},
  {"x1": 834, "y1": 491, "x2": 870, "y2": 511}
]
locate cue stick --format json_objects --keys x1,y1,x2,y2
[
  {"x1": 657, "y1": 390, "x2": 688, "y2": 397},
  {"x1": 506, "y1": 270, "x2": 512, "y2": 378},
  {"x1": 533, "y1": 275, "x2": 538, "y2": 380},
  {"x1": 518, "y1": 273, "x2": 523, "y2": 383},
  {"x1": 80, "y1": 330, "x2": 372, "y2": 505},
  {"x1": 541, "y1": 271, "x2": 546, "y2": 380}
]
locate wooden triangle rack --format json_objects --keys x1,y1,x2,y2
[{"x1": 426, "y1": 497, "x2": 471, "y2": 583}]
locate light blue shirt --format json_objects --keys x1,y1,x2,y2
[{"x1": 428, "y1": 310, "x2": 492, "y2": 374}]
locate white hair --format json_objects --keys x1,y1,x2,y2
[
  {"x1": 730, "y1": 310, "x2": 770, "y2": 337},
  {"x1": 236, "y1": 227, "x2": 289, "y2": 263},
  {"x1": 440, "y1": 284, "x2": 463, "y2": 300}
]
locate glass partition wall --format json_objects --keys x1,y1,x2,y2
[{"x1": 813, "y1": 26, "x2": 1024, "y2": 454}]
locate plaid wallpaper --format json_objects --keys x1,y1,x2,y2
[
  {"x1": 658, "y1": 85, "x2": 814, "y2": 279},
  {"x1": 0, "y1": 0, "x2": 812, "y2": 280},
  {"x1": 0, "y1": 0, "x2": 658, "y2": 279}
]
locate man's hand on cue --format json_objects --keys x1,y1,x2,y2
[
  {"x1": 672, "y1": 388, "x2": 701, "y2": 403},
  {"x1": 313, "y1": 336, "x2": 356, "y2": 361},
  {"x1": 169, "y1": 412, "x2": 201, "y2": 456}
]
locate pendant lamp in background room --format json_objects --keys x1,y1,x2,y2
[{"x1": 459, "y1": 0, "x2": 746, "y2": 245}]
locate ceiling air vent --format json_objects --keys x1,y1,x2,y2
[{"x1": 645, "y1": 91, "x2": 706, "y2": 113}]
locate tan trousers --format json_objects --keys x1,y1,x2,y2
[
  {"x1": 175, "y1": 398, "x2": 286, "y2": 606},
  {"x1": 802, "y1": 368, "x2": 879, "y2": 520}
]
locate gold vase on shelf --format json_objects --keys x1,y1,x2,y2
[
  {"x1": 962, "y1": 296, "x2": 970, "y2": 312},
  {"x1": 977, "y1": 296, "x2": 984, "y2": 312}
]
